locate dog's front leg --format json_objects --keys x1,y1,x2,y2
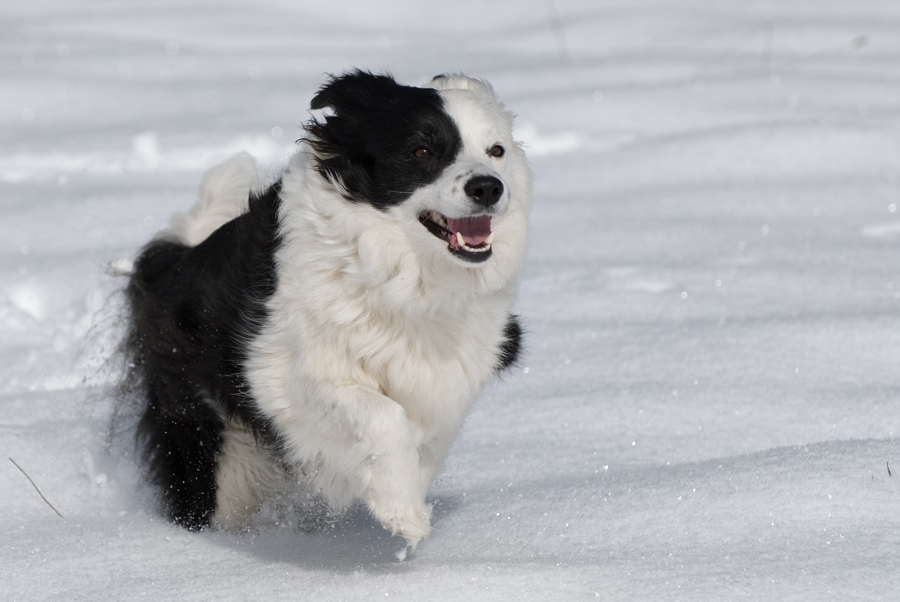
[{"x1": 307, "y1": 383, "x2": 432, "y2": 549}]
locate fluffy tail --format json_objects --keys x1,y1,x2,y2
[{"x1": 166, "y1": 152, "x2": 257, "y2": 246}]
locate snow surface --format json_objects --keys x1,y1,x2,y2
[{"x1": 3, "y1": 0, "x2": 900, "y2": 599}]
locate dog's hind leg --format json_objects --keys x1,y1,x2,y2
[
  {"x1": 211, "y1": 420, "x2": 283, "y2": 531},
  {"x1": 137, "y1": 385, "x2": 224, "y2": 530}
]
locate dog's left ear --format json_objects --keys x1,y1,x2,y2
[{"x1": 428, "y1": 73, "x2": 497, "y2": 101}]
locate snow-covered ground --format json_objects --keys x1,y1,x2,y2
[{"x1": 3, "y1": 0, "x2": 900, "y2": 599}]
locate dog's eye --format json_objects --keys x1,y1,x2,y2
[
  {"x1": 488, "y1": 145, "x2": 505, "y2": 158},
  {"x1": 413, "y1": 147, "x2": 432, "y2": 159}
]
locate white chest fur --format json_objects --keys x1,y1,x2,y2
[{"x1": 243, "y1": 155, "x2": 524, "y2": 540}]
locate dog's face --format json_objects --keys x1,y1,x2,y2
[{"x1": 306, "y1": 71, "x2": 529, "y2": 267}]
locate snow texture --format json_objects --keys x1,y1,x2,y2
[{"x1": 3, "y1": 0, "x2": 900, "y2": 600}]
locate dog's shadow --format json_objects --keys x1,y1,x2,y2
[{"x1": 204, "y1": 495, "x2": 462, "y2": 571}]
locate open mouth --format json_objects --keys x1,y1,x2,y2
[{"x1": 418, "y1": 210, "x2": 494, "y2": 263}]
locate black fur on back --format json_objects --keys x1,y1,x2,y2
[
  {"x1": 123, "y1": 181, "x2": 283, "y2": 530},
  {"x1": 305, "y1": 70, "x2": 462, "y2": 210}
]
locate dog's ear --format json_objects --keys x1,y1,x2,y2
[
  {"x1": 310, "y1": 70, "x2": 399, "y2": 113},
  {"x1": 427, "y1": 73, "x2": 497, "y2": 101}
]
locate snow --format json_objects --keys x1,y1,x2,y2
[{"x1": 3, "y1": 0, "x2": 900, "y2": 599}]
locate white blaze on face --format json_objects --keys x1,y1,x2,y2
[
  {"x1": 390, "y1": 76, "x2": 531, "y2": 274},
  {"x1": 404, "y1": 89, "x2": 515, "y2": 228}
]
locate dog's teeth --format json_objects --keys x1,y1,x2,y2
[
  {"x1": 456, "y1": 232, "x2": 465, "y2": 247},
  {"x1": 484, "y1": 233, "x2": 494, "y2": 245}
]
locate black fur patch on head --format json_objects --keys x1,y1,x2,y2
[{"x1": 305, "y1": 70, "x2": 462, "y2": 209}]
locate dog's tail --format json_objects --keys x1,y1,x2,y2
[{"x1": 164, "y1": 152, "x2": 257, "y2": 247}]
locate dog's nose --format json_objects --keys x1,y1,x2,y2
[{"x1": 464, "y1": 175, "x2": 504, "y2": 207}]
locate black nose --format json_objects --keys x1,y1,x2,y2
[{"x1": 464, "y1": 175, "x2": 504, "y2": 207}]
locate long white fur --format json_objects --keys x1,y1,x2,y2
[
  {"x1": 174, "y1": 76, "x2": 531, "y2": 549},
  {"x1": 167, "y1": 152, "x2": 256, "y2": 246}
]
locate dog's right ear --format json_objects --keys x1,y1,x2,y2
[{"x1": 309, "y1": 70, "x2": 398, "y2": 113}]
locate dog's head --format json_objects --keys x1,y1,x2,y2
[{"x1": 305, "y1": 70, "x2": 530, "y2": 267}]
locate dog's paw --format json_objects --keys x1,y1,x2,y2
[{"x1": 371, "y1": 499, "x2": 432, "y2": 549}]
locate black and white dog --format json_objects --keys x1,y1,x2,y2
[{"x1": 123, "y1": 71, "x2": 531, "y2": 551}]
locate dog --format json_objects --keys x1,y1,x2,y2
[{"x1": 122, "y1": 70, "x2": 531, "y2": 551}]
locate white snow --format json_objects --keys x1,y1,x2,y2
[{"x1": 3, "y1": 0, "x2": 900, "y2": 599}]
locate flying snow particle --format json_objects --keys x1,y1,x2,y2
[
  {"x1": 132, "y1": 132, "x2": 162, "y2": 169},
  {"x1": 8, "y1": 284, "x2": 45, "y2": 320},
  {"x1": 107, "y1": 258, "x2": 135, "y2": 276}
]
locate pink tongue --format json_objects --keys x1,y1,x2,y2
[{"x1": 446, "y1": 215, "x2": 492, "y2": 246}]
